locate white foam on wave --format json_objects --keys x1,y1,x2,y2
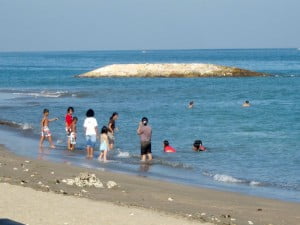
[
  {"x1": 212, "y1": 174, "x2": 261, "y2": 186},
  {"x1": 116, "y1": 151, "x2": 130, "y2": 158},
  {"x1": 250, "y1": 181, "x2": 261, "y2": 186},
  {"x1": 213, "y1": 174, "x2": 243, "y2": 183},
  {"x1": 13, "y1": 90, "x2": 69, "y2": 98},
  {"x1": 21, "y1": 123, "x2": 33, "y2": 130},
  {"x1": 0, "y1": 120, "x2": 34, "y2": 132}
]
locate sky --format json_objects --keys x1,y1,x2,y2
[{"x1": 0, "y1": 0, "x2": 299, "y2": 51}]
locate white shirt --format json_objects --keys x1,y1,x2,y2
[{"x1": 83, "y1": 117, "x2": 98, "y2": 135}]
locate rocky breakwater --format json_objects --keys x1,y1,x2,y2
[{"x1": 77, "y1": 63, "x2": 267, "y2": 78}]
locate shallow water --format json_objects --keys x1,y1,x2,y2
[{"x1": 0, "y1": 49, "x2": 299, "y2": 202}]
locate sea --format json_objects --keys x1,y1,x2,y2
[{"x1": 0, "y1": 48, "x2": 299, "y2": 202}]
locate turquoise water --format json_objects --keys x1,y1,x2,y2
[{"x1": 0, "y1": 49, "x2": 299, "y2": 202}]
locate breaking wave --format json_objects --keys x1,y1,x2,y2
[
  {"x1": 116, "y1": 150, "x2": 130, "y2": 158},
  {"x1": 0, "y1": 89, "x2": 89, "y2": 98},
  {"x1": 0, "y1": 120, "x2": 34, "y2": 131},
  {"x1": 203, "y1": 172, "x2": 261, "y2": 186}
]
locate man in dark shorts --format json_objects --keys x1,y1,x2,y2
[{"x1": 137, "y1": 117, "x2": 152, "y2": 161}]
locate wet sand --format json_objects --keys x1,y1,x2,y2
[{"x1": 0, "y1": 145, "x2": 299, "y2": 225}]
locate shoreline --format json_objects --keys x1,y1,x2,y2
[
  {"x1": 1, "y1": 145, "x2": 300, "y2": 225},
  {"x1": 0, "y1": 127, "x2": 300, "y2": 204}
]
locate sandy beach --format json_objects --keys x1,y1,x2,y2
[{"x1": 0, "y1": 145, "x2": 299, "y2": 225}]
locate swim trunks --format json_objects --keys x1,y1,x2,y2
[
  {"x1": 41, "y1": 126, "x2": 51, "y2": 137},
  {"x1": 70, "y1": 132, "x2": 76, "y2": 145},
  {"x1": 141, "y1": 141, "x2": 151, "y2": 155}
]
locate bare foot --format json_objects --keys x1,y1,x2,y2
[{"x1": 50, "y1": 145, "x2": 56, "y2": 149}]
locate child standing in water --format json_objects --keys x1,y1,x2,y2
[
  {"x1": 83, "y1": 109, "x2": 98, "y2": 159},
  {"x1": 39, "y1": 109, "x2": 58, "y2": 148},
  {"x1": 70, "y1": 117, "x2": 78, "y2": 151},
  {"x1": 65, "y1": 107, "x2": 74, "y2": 150},
  {"x1": 98, "y1": 126, "x2": 109, "y2": 162}
]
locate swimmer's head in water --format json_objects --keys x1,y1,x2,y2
[
  {"x1": 141, "y1": 117, "x2": 148, "y2": 126},
  {"x1": 245, "y1": 100, "x2": 249, "y2": 104},
  {"x1": 193, "y1": 140, "x2": 202, "y2": 148},
  {"x1": 163, "y1": 140, "x2": 169, "y2": 146}
]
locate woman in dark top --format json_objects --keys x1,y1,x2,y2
[{"x1": 108, "y1": 112, "x2": 118, "y2": 150}]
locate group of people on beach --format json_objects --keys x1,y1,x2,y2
[
  {"x1": 39, "y1": 99, "x2": 249, "y2": 162},
  {"x1": 39, "y1": 105, "x2": 208, "y2": 163},
  {"x1": 39, "y1": 107, "x2": 155, "y2": 162},
  {"x1": 39, "y1": 99, "x2": 250, "y2": 160}
]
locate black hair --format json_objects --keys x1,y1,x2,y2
[
  {"x1": 43, "y1": 108, "x2": 49, "y2": 114},
  {"x1": 73, "y1": 117, "x2": 78, "y2": 121},
  {"x1": 67, "y1": 107, "x2": 74, "y2": 113},
  {"x1": 141, "y1": 117, "x2": 148, "y2": 126},
  {"x1": 101, "y1": 126, "x2": 108, "y2": 134},
  {"x1": 163, "y1": 140, "x2": 169, "y2": 146},
  {"x1": 193, "y1": 140, "x2": 203, "y2": 149},
  {"x1": 189, "y1": 101, "x2": 194, "y2": 105},
  {"x1": 86, "y1": 109, "x2": 95, "y2": 117},
  {"x1": 245, "y1": 100, "x2": 249, "y2": 104},
  {"x1": 110, "y1": 112, "x2": 118, "y2": 120}
]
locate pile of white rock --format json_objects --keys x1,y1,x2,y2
[
  {"x1": 62, "y1": 172, "x2": 118, "y2": 189},
  {"x1": 77, "y1": 63, "x2": 267, "y2": 78}
]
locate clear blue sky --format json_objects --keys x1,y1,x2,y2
[{"x1": 0, "y1": 0, "x2": 299, "y2": 51}]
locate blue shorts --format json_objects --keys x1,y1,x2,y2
[{"x1": 86, "y1": 135, "x2": 96, "y2": 147}]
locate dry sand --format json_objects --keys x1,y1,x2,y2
[
  {"x1": 0, "y1": 145, "x2": 299, "y2": 225},
  {"x1": 0, "y1": 183, "x2": 210, "y2": 225}
]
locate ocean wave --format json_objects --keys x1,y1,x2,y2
[
  {"x1": 213, "y1": 174, "x2": 243, "y2": 183},
  {"x1": 0, "y1": 120, "x2": 34, "y2": 131},
  {"x1": 116, "y1": 150, "x2": 130, "y2": 158},
  {"x1": 153, "y1": 158, "x2": 193, "y2": 169},
  {"x1": 203, "y1": 172, "x2": 261, "y2": 186},
  {"x1": 0, "y1": 89, "x2": 88, "y2": 98},
  {"x1": 13, "y1": 90, "x2": 70, "y2": 98},
  {"x1": 117, "y1": 152, "x2": 193, "y2": 169}
]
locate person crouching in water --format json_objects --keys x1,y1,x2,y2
[
  {"x1": 70, "y1": 117, "x2": 78, "y2": 151},
  {"x1": 163, "y1": 140, "x2": 176, "y2": 153},
  {"x1": 98, "y1": 126, "x2": 109, "y2": 162},
  {"x1": 137, "y1": 117, "x2": 152, "y2": 162},
  {"x1": 193, "y1": 140, "x2": 206, "y2": 152}
]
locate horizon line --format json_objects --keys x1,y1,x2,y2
[{"x1": 0, "y1": 47, "x2": 298, "y2": 54}]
